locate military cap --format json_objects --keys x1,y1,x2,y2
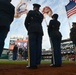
[
  {"x1": 72, "y1": 22, "x2": 76, "y2": 25},
  {"x1": 52, "y1": 14, "x2": 58, "y2": 19},
  {"x1": 7, "y1": 0, "x2": 12, "y2": 2},
  {"x1": 33, "y1": 3, "x2": 41, "y2": 8}
]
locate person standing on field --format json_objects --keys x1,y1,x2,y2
[
  {"x1": 24, "y1": 3, "x2": 44, "y2": 69},
  {"x1": 48, "y1": 14, "x2": 62, "y2": 67}
]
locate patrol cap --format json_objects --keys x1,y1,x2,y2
[{"x1": 33, "y1": 3, "x2": 41, "y2": 8}]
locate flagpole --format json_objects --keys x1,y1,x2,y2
[
  {"x1": 27, "y1": 36, "x2": 30, "y2": 66},
  {"x1": 66, "y1": 14, "x2": 72, "y2": 30},
  {"x1": 68, "y1": 21, "x2": 71, "y2": 29},
  {"x1": 64, "y1": 0, "x2": 76, "y2": 29}
]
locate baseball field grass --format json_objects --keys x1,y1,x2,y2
[{"x1": 0, "y1": 59, "x2": 75, "y2": 64}]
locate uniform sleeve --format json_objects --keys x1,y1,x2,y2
[
  {"x1": 24, "y1": 11, "x2": 32, "y2": 30},
  {"x1": 39, "y1": 13, "x2": 43, "y2": 23}
]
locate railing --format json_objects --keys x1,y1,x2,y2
[{"x1": 42, "y1": 38, "x2": 75, "y2": 60}]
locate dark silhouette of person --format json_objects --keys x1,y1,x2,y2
[
  {"x1": 22, "y1": 47, "x2": 28, "y2": 60},
  {"x1": 48, "y1": 14, "x2": 62, "y2": 67},
  {"x1": 24, "y1": 3, "x2": 44, "y2": 69},
  {"x1": 0, "y1": 0, "x2": 15, "y2": 56},
  {"x1": 12, "y1": 45, "x2": 18, "y2": 60},
  {"x1": 70, "y1": 22, "x2": 76, "y2": 46},
  {"x1": 70, "y1": 22, "x2": 76, "y2": 58},
  {"x1": 18, "y1": 48, "x2": 23, "y2": 60}
]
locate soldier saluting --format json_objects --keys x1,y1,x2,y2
[{"x1": 48, "y1": 14, "x2": 62, "y2": 67}]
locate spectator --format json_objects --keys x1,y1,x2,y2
[{"x1": 12, "y1": 45, "x2": 18, "y2": 60}]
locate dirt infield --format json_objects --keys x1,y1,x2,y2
[{"x1": 0, "y1": 64, "x2": 76, "y2": 75}]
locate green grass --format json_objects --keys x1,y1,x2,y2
[
  {"x1": 41, "y1": 60, "x2": 76, "y2": 64},
  {"x1": 62, "y1": 60, "x2": 76, "y2": 64},
  {"x1": 0, "y1": 59, "x2": 75, "y2": 65},
  {"x1": 0, "y1": 60, "x2": 27, "y2": 64}
]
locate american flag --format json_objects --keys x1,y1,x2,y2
[{"x1": 65, "y1": 0, "x2": 76, "y2": 18}]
